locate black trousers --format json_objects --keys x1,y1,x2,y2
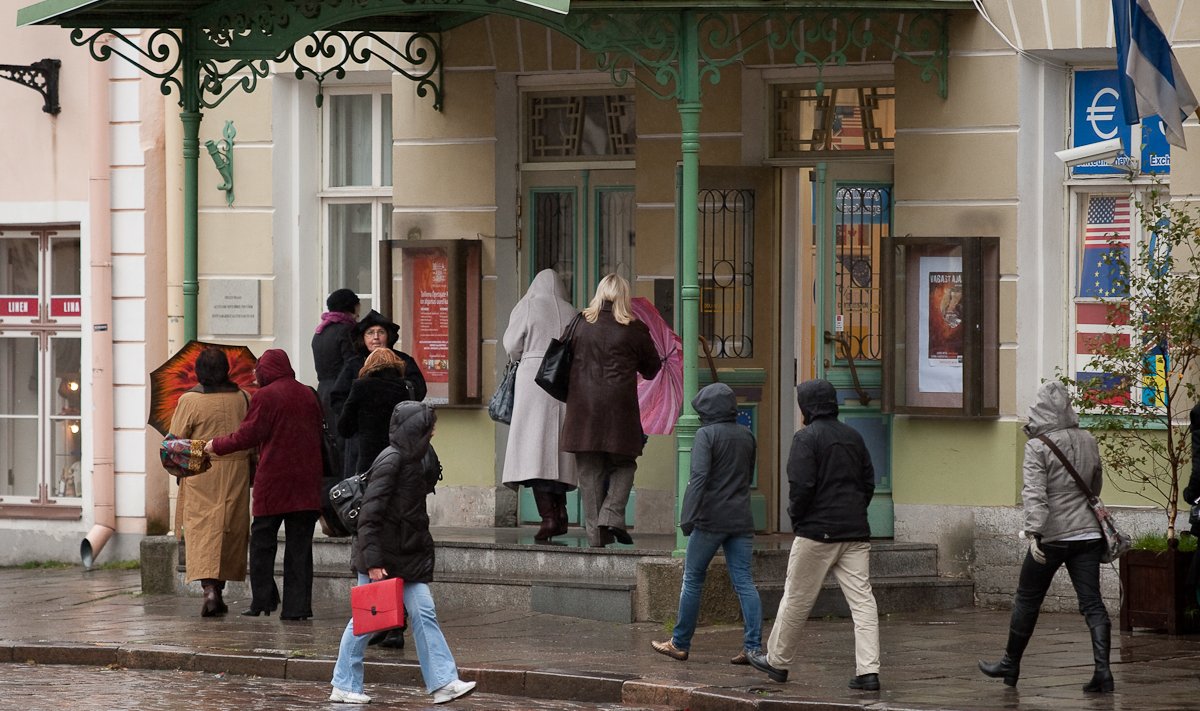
[
  {"x1": 1011, "y1": 537, "x2": 1110, "y2": 636},
  {"x1": 248, "y1": 510, "x2": 319, "y2": 617}
]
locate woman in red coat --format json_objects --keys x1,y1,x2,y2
[
  {"x1": 206, "y1": 348, "x2": 325, "y2": 620},
  {"x1": 560, "y1": 274, "x2": 661, "y2": 548}
]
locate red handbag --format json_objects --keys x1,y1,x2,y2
[{"x1": 351, "y1": 577, "x2": 405, "y2": 636}]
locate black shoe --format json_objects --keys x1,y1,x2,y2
[
  {"x1": 280, "y1": 614, "x2": 311, "y2": 621},
  {"x1": 746, "y1": 650, "x2": 788, "y2": 683},
  {"x1": 367, "y1": 630, "x2": 389, "y2": 646},
  {"x1": 604, "y1": 526, "x2": 633, "y2": 545},
  {"x1": 849, "y1": 673, "x2": 880, "y2": 691},
  {"x1": 378, "y1": 629, "x2": 405, "y2": 649},
  {"x1": 240, "y1": 608, "x2": 271, "y2": 617}
]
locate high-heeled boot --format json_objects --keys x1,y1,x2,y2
[
  {"x1": 1082, "y1": 623, "x2": 1114, "y2": 693},
  {"x1": 532, "y1": 489, "x2": 559, "y2": 541},
  {"x1": 551, "y1": 492, "x2": 569, "y2": 536},
  {"x1": 978, "y1": 628, "x2": 1032, "y2": 686},
  {"x1": 201, "y1": 584, "x2": 221, "y2": 618}
]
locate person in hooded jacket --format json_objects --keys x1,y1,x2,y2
[
  {"x1": 651, "y1": 382, "x2": 762, "y2": 665},
  {"x1": 330, "y1": 310, "x2": 427, "y2": 478},
  {"x1": 560, "y1": 273, "x2": 661, "y2": 548},
  {"x1": 329, "y1": 401, "x2": 476, "y2": 705},
  {"x1": 979, "y1": 381, "x2": 1112, "y2": 693},
  {"x1": 747, "y1": 379, "x2": 880, "y2": 691},
  {"x1": 312, "y1": 288, "x2": 360, "y2": 421},
  {"x1": 501, "y1": 269, "x2": 579, "y2": 542},
  {"x1": 205, "y1": 349, "x2": 324, "y2": 620}
]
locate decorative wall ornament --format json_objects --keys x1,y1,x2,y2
[
  {"x1": 0, "y1": 58, "x2": 61, "y2": 114},
  {"x1": 204, "y1": 120, "x2": 237, "y2": 206},
  {"x1": 282, "y1": 31, "x2": 443, "y2": 110}
]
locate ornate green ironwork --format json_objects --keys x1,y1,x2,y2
[
  {"x1": 282, "y1": 31, "x2": 444, "y2": 110},
  {"x1": 70, "y1": 28, "x2": 184, "y2": 101},
  {"x1": 204, "y1": 120, "x2": 237, "y2": 207},
  {"x1": 562, "y1": 11, "x2": 683, "y2": 101}
]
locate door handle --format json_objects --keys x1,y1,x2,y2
[{"x1": 823, "y1": 330, "x2": 872, "y2": 406}]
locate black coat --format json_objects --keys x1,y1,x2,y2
[
  {"x1": 312, "y1": 321, "x2": 356, "y2": 385},
  {"x1": 329, "y1": 350, "x2": 426, "y2": 419},
  {"x1": 1186, "y1": 404, "x2": 1200, "y2": 535},
  {"x1": 352, "y1": 401, "x2": 436, "y2": 582},
  {"x1": 337, "y1": 369, "x2": 416, "y2": 475},
  {"x1": 680, "y1": 383, "x2": 756, "y2": 536},
  {"x1": 786, "y1": 380, "x2": 875, "y2": 542}
]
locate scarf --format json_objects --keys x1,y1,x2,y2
[{"x1": 315, "y1": 310, "x2": 357, "y2": 334}]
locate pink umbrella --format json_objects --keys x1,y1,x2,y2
[{"x1": 631, "y1": 297, "x2": 684, "y2": 435}]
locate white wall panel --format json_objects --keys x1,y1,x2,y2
[
  {"x1": 111, "y1": 255, "x2": 145, "y2": 298},
  {"x1": 111, "y1": 342, "x2": 146, "y2": 386},
  {"x1": 112, "y1": 385, "x2": 146, "y2": 429}
]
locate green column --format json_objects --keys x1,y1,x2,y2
[
  {"x1": 180, "y1": 36, "x2": 201, "y2": 342},
  {"x1": 674, "y1": 10, "x2": 702, "y2": 554}
]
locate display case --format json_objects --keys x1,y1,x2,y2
[
  {"x1": 882, "y1": 236, "x2": 998, "y2": 417},
  {"x1": 379, "y1": 239, "x2": 482, "y2": 407}
]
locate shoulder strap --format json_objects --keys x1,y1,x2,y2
[
  {"x1": 563, "y1": 312, "x2": 583, "y2": 340},
  {"x1": 1035, "y1": 434, "x2": 1098, "y2": 504}
]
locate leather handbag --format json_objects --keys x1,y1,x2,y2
[
  {"x1": 328, "y1": 470, "x2": 367, "y2": 533},
  {"x1": 488, "y1": 359, "x2": 518, "y2": 424},
  {"x1": 1189, "y1": 503, "x2": 1200, "y2": 528},
  {"x1": 535, "y1": 314, "x2": 581, "y2": 403},
  {"x1": 1036, "y1": 435, "x2": 1133, "y2": 563},
  {"x1": 351, "y1": 577, "x2": 406, "y2": 636}
]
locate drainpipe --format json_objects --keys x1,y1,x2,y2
[
  {"x1": 181, "y1": 29, "x2": 200, "y2": 341},
  {"x1": 82, "y1": 39, "x2": 115, "y2": 568}
]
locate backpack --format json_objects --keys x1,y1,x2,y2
[{"x1": 328, "y1": 444, "x2": 442, "y2": 533}]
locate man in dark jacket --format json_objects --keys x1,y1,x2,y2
[{"x1": 748, "y1": 379, "x2": 880, "y2": 691}]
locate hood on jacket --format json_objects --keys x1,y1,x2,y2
[
  {"x1": 1023, "y1": 380, "x2": 1079, "y2": 437},
  {"x1": 528, "y1": 268, "x2": 570, "y2": 302},
  {"x1": 692, "y1": 382, "x2": 738, "y2": 426},
  {"x1": 388, "y1": 400, "x2": 436, "y2": 462},
  {"x1": 354, "y1": 310, "x2": 400, "y2": 351},
  {"x1": 797, "y1": 379, "x2": 839, "y2": 425},
  {"x1": 255, "y1": 349, "x2": 295, "y2": 387}
]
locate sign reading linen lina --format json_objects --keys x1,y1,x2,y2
[{"x1": 1072, "y1": 69, "x2": 1172, "y2": 177}]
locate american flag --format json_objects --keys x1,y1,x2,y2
[
  {"x1": 1074, "y1": 302, "x2": 1130, "y2": 405},
  {"x1": 1077, "y1": 195, "x2": 1131, "y2": 298},
  {"x1": 830, "y1": 106, "x2": 864, "y2": 150}
]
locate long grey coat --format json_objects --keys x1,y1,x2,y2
[
  {"x1": 501, "y1": 270, "x2": 579, "y2": 490},
  {"x1": 1021, "y1": 381, "x2": 1104, "y2": 542}
]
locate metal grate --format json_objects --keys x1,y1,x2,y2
[
  {"x1": 774, "y1": 86, "x2": 894, "y2": 156},
  {"x1": 699, "y1": 189, "x2": 755, "y2": 358},
  {"x1": 533, "y1": 190, "x2": 576, "y2": 297},
  {"x1": 597, "y1": 188, "x2": 635, "y2": 282},
  {"x1": 528, "y1": 94, "x2": 635, "y2": 161},
  {"x1": 833, "y1": 185, "x2": 891, "y2": 361}
]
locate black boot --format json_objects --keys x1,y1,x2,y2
[
  {"x1": 201, "y1": 583, "x2": 220, "y2": 618},
  {"x1": 978, "y1": 628, "x2": 1032, "y2": 686},
  {"x1": 1082, "y1": 623, "x2": 1114, "y2": 693},
  {"x1": 532, "y1": 489, "x2": 559, "y2": 542},
  {"x1": 551, "y1": 492, "x2": 569, "y2": 537}
]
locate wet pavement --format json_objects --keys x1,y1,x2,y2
[{"x1": 3, "y1": 565, "x2": 1200, "y2": 709}]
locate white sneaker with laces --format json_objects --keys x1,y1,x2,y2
[
  {"x1": 329, "y1": 687, "x2": 372, "y2": 704},
  {"x1": 431, "y1": 679, "x2": 476, "y2": 704}
]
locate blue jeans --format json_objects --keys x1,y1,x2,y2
[
  {"x1": 671, "y1": 529, "x2": 762, "y2": 653},
  {"x1": 332, "y1": 574, "x2": 460, "y2": 694}
]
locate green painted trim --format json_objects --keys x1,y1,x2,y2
[
  {"x1": 698, "y1": 368, "x2": 768, "y2": 386},
  {"x1": 750, "y1": 492, "x2": 767, "y2": 531},
  {"x1": 204, "y1": 120, "x2": 235, "y2": 207},
  {"x1": 1078, "y1": 414, "x2": 1171, "y2": 431},
  {"x1": 16, "y1": 0, "x2": 92, "y2": 27},
  {"x1": 526, "y1": 185, "x2": 580, "y2": 301}
]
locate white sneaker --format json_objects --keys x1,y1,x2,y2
[
  {"x1": 431, "y1": 679, "x2": 476, "y2": 704},
  {"x1": 329, "y1": 687, "x2": 371, "y2": 704}
]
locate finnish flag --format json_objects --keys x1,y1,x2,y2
[{"x1": 1112, "y1": 0, "x2": 1198, "y2": 148}]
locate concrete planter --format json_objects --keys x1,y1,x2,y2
[{"x1": 1118, "y1": 547, "x2": 1198, "y2": 635}]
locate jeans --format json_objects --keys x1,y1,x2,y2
[
  {"x1": 767, "y1": 538, "x2": 879, "y2": 676},
  {"x1": 248, "y1": 510, "x2": 319, "y2": 617},
  {"x1": 575, "y1": 452, "x2": 637, "y2": 546},
  {"x1": 1010, "y1": 538, "x2": 1109, "y2": 637},
  {"x1": 671, "y1": 529, "x2": 762, "y2": 653},
  {"x1": 331, "y1": 574, "x2": 461, "y2": 695}
]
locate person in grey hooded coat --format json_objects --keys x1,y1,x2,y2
[
  {"x1": 651, "y1": 383, "x2": 762, "y2": 664},
  {"x1": 979, "y1": 380, "x2": 1112, "y2": 693}
]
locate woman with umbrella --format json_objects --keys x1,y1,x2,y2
[
  {"x1": 560, "y1": 273, "x2": 661, "y2": 548},
  {"x1": 168, "y1": 348, "x2": 252, "y2": 617},
  {"x1": 501, "y1": 269, "x2": 579, "y2": 542}
]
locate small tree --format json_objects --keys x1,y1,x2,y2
[{"x1": 1063, "y1": 184, "x2": 1200, "y2": 545}]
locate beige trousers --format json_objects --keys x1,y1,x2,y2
[{"x1": 767, "y1": 537, "x2": 880, "y2": 676}]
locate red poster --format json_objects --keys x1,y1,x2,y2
[
  {"x1": 927, "y1": 271, "x2": 963, "y2": 363},
  {"x1": 51, "y1": 297, "x2": 82, "y2": 317},
  {"x1": 0, "y1": 297, "x2": 38, "y2": 317},
  {"x1": 410, "y1": 250, "x2": 450, "y2": 384}
]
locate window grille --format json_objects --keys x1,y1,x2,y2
[
  {"x1": 699, "y1": 189, "x2": 754, "y2": 358},
  {"x1": 773, "y1": 85, "x2": 894, "y2": 156},
  {"x1": 528, "y1": 93, "x2": 635, "y2": 161},
  {"x1": 834, "y1": 186, "x2": 891, "y2": 361}
]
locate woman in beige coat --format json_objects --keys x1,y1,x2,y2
[{"x1": 169, "y1": 348, "x2": 252, "y2": 617}]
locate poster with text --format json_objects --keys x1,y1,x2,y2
[
  {"x1": 409, "y1": 249, "x2": 450, "y2": 384},
  {"x1": 917, "y1": 256, "x2": 963, "y2": 393}
]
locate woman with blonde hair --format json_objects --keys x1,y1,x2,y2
[{"x1": 559, "y1": 273, "x2": 661, "y2": 547}]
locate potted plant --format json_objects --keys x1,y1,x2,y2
[{"x1": 1063, "y1": 182, "x2": 1200, "y2": 634}]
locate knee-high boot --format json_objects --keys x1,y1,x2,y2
[
  {"x1": 978, "y1": 627, "x2": 1032, "y2": 686},
  {"x1": 532, "y1": 489, "x2": 559, "y2": 541},
  {"x1": 1082, "y1": 623, "x2": 1114, "y2": 693},
  {"x1": 552, "y1": 492, "x2": 569, "y2": 536}
]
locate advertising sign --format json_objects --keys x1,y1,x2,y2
[
  {"x1": 1072, "y1": 69, "x2": 1169, "y2": 176},
  {"x1": 51, "y1": 297, "x2": 82, "y2": 318},
  {"x1": 0, "y1": 297, "x2": 38, "y2": 318},
  {"x1": 409, "y1": 249, "x2": 451, "y2": 385},
  {"x1": 917, "y1": 256, "x2": 963, "y2": 394}
]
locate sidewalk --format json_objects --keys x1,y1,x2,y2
[{"x1": 2, "y1": 566, "x2": 1198, "y2": 710}]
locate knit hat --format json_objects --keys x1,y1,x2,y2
[{"x1": 326, "y1": 288, "x2": 360, "y2": 313}]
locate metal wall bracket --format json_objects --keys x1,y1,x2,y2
[
  {"x1": 0, "y1": 58, "x2": 61, "y2": 114},
  {"x1": 204, "y1": 120, "x2": 236, "y2": 207}
]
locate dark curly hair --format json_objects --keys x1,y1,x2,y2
[{"x1": 195, "y1": 348, "x2": 233, "y2": 390}]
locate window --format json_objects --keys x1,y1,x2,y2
[
  {"x1": 0, "y1": 227, "x2": 82, "y2": 514},
  {"x1": 772, "y1": 84, "x2": 895, "y2": 157},
  {"x1": 526, "y1": 92, "x2": 635, "y2": 162},
  {"x1": 323, "y1": 90, "x2": 393, "y2": 312},
  {"x1": 699, "y1": 188, "x2": 755, "y2": 358}
]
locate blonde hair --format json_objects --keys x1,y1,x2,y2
[
  {"x1": 359, "y1": 348, "x2": 406, "y2": 378},
  {"x1": 582, "y1": 273, "x2": 634, "y2": 325}
]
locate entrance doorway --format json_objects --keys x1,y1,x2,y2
[{"x1": 786, "y1": 162, "x2": 894, "y2": 536}]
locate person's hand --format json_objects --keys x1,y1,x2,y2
[
  {"x1": 368, "y1": 567, "x2": 387, "y2": 582},
  {"x1": 1027, "y1": 533, "x2": 1046, "y2": 565},
  {"x1": 203, "y1": 441, "x2": 214, "y2": 455}
]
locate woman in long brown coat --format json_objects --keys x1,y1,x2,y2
[
  {"x1": 169, "y1": 348, "x2": 252, "y2": 617},
  {"x1": 560, "y1": 273, "x2": 661, "y2": 547}
]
